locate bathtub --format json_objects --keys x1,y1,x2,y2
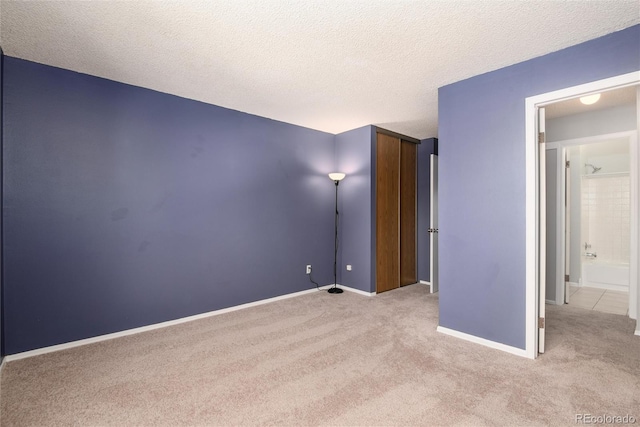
[{"x1": 581, "y1": 260, "x2": 629, "y2": 292}]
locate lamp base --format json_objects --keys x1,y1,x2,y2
[{"x1": 327, "y1": 287, "x2": 343, "y2": 294}]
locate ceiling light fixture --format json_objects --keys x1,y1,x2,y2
[{"x1": 579, "y1": 93, "x2": 601, "y2": 105}]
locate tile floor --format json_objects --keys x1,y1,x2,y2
[{"x1": 567, "y1": 285, "x2": 629, "y2": 316}]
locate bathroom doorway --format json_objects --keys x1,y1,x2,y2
[
  {"x1": 545, "y1": 130, "x2": 637, "y2": 318},
  {"x1": 525, "y1": 71, "x2": 640, "y2": 358}
]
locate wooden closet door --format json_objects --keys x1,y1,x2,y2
[
  {"x1": 376, "y1": 133, "x2": 400, "y2": 293},
  {"x1": 400, "y1": 140, "x2": 417, "y2": 286}
]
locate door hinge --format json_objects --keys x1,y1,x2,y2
[
  {"x1": 565, "y1": 274, "x2": 570, "y2": 282},
  {"x1": 538, "y1": 132, "x2": 545, "y2": 144},
  {"x1": 565, "y1": 160, "x2": 570, "y2": 168},
  {"x1": 538, "y1": 317, "x2": 545, "y2": 329}
]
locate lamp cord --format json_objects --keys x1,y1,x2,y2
[{"x1": 309, "y1": 271, "x2": 322, "y2": 291}]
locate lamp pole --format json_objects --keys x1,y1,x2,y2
[{"x1": 327, "y1": 173, "x2": 345, "y2": 294}]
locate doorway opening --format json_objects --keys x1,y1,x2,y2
[
  {"x1": 545, "y1": 131, "x2": 637, "y2": 318},
  {"x1": 525, "y1": 71, "x2": 640, "y2": 359}
]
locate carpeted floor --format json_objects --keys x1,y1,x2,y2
[{"x1": 1, "y1": 284, "x2": 639, "y2": 426}]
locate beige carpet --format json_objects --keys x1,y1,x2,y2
[{"x1": 1, "y1": 284, "x2": 639, "y2": 426}]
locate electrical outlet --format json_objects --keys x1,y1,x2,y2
[
  {"x1": 346, "y1": 265, "x2": 352, "y2": 271},
  {"x1": 306, "y1": 265, "x2": 312, "y2": 275}
]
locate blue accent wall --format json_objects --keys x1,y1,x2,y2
[
  {"x1": 2, "y1": 57, "x2": 336, "y2": 354},
  {"x1": 438, "y1": 25, "x2": 640, "y2": 349},
  {"x1": 335, "y1": 126, "x2": 374, "y2": 292}
]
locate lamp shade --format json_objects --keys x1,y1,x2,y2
[{"x1": 328, "y1": 172, "x2": 346, "y2": 181}]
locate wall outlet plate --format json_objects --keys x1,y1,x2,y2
[
  {"x1": 306, "y1": 265, "x2": 312, "y2": 274},
  {"x1": 346, "y1": 265, "x2": 352, "y2": 271}
]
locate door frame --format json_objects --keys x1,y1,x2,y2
[
  {"x1": 563, "y1": 146, "x2": 571, "y2": 305},
  {"x1": 525, "y1": 71, "x2": 640, "y2": 359},
  {"x1": 429, "y1": 154, "x2": 438, "y2": 293},
  {"x1": 545, "y1": 131, "x2": 638, "y2": 314}
]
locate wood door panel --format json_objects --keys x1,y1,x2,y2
[
  {"x1": 400, "y1": 140, "x2": 417, "y2": 286},
  {"x1": 376, "y1": 133, "x2": 400, "y2": 293}
]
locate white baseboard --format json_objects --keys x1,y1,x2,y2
[
  {"x1": 583, "y1": 282, "x2": 629, "y2": 292},
  {"x1": 545, "y1": 299, "x2": 558, "y2": 305},
  {"x1": 635, "y1": 328, "x2": 640, "y2": 337},
  {"x1": 5, "y1": 283, "x2": 376, "y2": 362},
  {"x1": 0, "y1": 356, "x2": 4, "y2": 406},
  {"x1": 319, "y1": 284, "x2": 375, "y2": 297},
  {"x1": 419, "y1": 280, "x2": 433, "y2": 293},
  {"x1": 340, "y1": 285, "x2": 376, "y2": 297},
  {"x1": 436, "y1": 326, "x2": 530, "y2": 359}
]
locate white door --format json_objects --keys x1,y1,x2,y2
[
  {"x1": 538, "y1": 107, "x2": 547, "y2": 354},
  {"x1": 564, "y1": 149, "x2": 571, "y2": 305},
  {"x1": 430, "y1": 154, "x2": 439, "y2": 293}
]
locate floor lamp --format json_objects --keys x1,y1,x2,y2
[{"x1": 328, "y1": 172, "x2": 346, "y2": 294}]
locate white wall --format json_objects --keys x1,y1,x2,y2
[
  {"x1": 636, "y1": 87, "x2": 640, "y2": 332},
  {"x1": 581, "y1": 138, "x2": 631, "y2": 174},
  {"x1": 547, "y1": 104, "x2": 637, "y2": 142}
]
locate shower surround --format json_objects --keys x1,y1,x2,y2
[{"x1": 581, "y1": 172, "x2": 630, "y2": 292}]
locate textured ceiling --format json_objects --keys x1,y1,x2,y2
[{"x1": 1, "y1": 1, "x2": 639, "y2": 138}]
